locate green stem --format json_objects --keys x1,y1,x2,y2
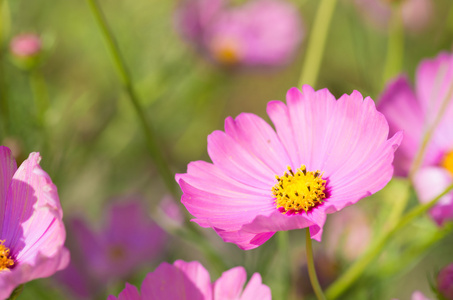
[
  {"x1": 377, "y1": 223, "x2": 453, "y2": 279},
  {"x1": 0, "y1": 51, "x2": 8, "y2": 136},
  {"x1": 383, "y1": 179, "x2": 410, "y2": 231},
  {"x1": 29, "y1": 70, "x2": 49, "y2": 127},
  {"x1": 7, "y1": 284, "x2": 24, "y2": 300},
  {"x1": 277, "y1": 231, "x2": 290, "y2": 300},
  {"x1": 325, "y1": 183, "x2": 453, "y2": 300},
  {"x1": 298, "y1": 0, "x2": 338, "y2": 88},
  {"x1": 85, "y1": 0, "x2": 178, "y2": 198},
  {"x1": 306, "y1": 228, "x2": 327, "y2": 300},
  {"x1": 0, "y1": 0, "x2": 10, "y2": 136},
  {"x1": 382, "y1": 4, "x2": 404, "y2": 87}
]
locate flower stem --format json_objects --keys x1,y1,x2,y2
[
  {"x1": 85, "y1": 0, "x2": 178, "y2": 198},
  {"x1": 29, "y1": 70, "x2": 49, "y2": 127},
  {"x1": 325, "y1": 183, "x2": 453, "y2": 300},
  {"x1": 298, "y1": 0, "x2": 338, "y2": 88},
  {"x1": 0, "y1": 0, "x2": 10, "y2": 136},
  {"x1": 0, "y1": 53, "x2": 9, "y2": 136},
  {"x1": 7, "y1": 284, "x2": 24, "y2": 300},
  {"x1": 382, "y1": 4, "x2": 404, "y2": 87},
  {"x1": 277, "y1": 231, "x2": 290, "y2": 299},
  {"x1": 305, "y1": 228, "x2": 327, "y2": 300}
]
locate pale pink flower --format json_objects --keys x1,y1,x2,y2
[
  {"x1": 438, "y1": 263, "x2": 453, "y2": 300},
  {"x1": 175, "y1": 0, "x2": 303, "y2": 67},
  {"x1": 411, "y1": 291, "x2": 432, "y2": 300},
  {"x1": 205, "y1": 0, "x2": 303, "y2": 66},
  {"x1": 9, "y1": 34, "x2": 42, "y2": 57},
  {"x1": 378, "y1": 52, "x2": 453, "y2": 226},
  {"x1": 325, "y1": 206, "x2": 371, "y2": 261},
  {"x1": 177, "y1": 85, "x2": 402, "y2": 250},
  {"x1": 0, "y1": 146, "x2": 69, "y2": 299},
  {"x1": 354, "y1": 0, "x2": 432, "y2": 32},
  {"x1": 108, "y1": 260, "x2": 271, "y2": 300},
  {"x1": 157, "y1": 195, "x2": 184, "y2": 228},
  {"x1": 56, "y1": 199, "x2": 166, "y2": 298},
  {"x1": 392, "y1": 290, "x2": 432, "y2": 300},
  {"x1": 175, "y1": 0, "x2": 225, "y2": 45}
]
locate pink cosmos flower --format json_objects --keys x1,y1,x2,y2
[
  {"x1": 0, "y1": 146, "x2": 69, "y2": 299},
  {"x1": 175, "y1": 0, "x2": 303, "y2": 67},
  {"x1": 9, "y1": 34, "x2": 42, "y2": 57},
  {"x1": 56, "y1": 199, "x2": 166, "y2": 298},
  {"x1": 378, "y1": 52, "x2": 453, "y2": 226},
  {"x1": 108, "y1": 260, "x2": 271, "y2": 300},
  {"x1": 438, "y1": 263, "x2": 453, "y2": 300},
  {"x1": 176, "y1": 85, "x2": 402, "y2": 250}
]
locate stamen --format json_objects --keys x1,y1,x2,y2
[
  {"x1": 0, "y1": 240, "x2": 14, "y2": 271},
  {"x1": 441, "y1": 150, "x2": 453, "y2": 177},
  {"x1": 272, "y1": 165, "x2": 327, "y2": 214},
  {"x1": 210, "y1": 38, "x2": 241, "y2": 65}
]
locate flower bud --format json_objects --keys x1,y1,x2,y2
[{"x1": 438, "y1": 264, "x2": 453, "y2": 300}]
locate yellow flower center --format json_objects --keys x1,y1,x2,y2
[
  {"x1": 441, "y1": 150, "x2": 453, "y2": 177},
  {"x1": 108, "y1": 245, "x2": 126, "y2": 261},
  {"x1": 0, "y1": 240, "x2": 14, "y2": 271},
  {"x1": 211, "y1": 38, "x2": 241, "y2": 65},
  {"x1": 273, "y1": 165, "x2": 327, "y2": 214}
]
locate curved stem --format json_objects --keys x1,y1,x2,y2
[
  {"x1": 325, "y1": 183, "x2": 453, "y2": 300},
  {"x1": 306, "y1": 228, "x2": 327, "y2": 300},
  {"x1": 298, "y1": 0, "x2": 338, "y2": 88},
  {"x1": 7, "y1": 284, "x2": 24, "y2": 300},
  {"x1": 85, "y1": 0, "x2": 179, "y2": 198}
]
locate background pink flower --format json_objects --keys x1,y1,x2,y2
[
  {"x1": 354, "y1": 0, "x2": 433, "y2": 32},
  {"x1": 438, "y1": 263, "x2": 453, "y2": 300},
  {"x1": 108, "y1": 260, "x2": 271, "y2": 300},
  {"x1": 177, "y1": 85, "x2": 402, "y2": 250},
  {"x1": 325, "y1": 206, "x2": 372, "y2": 262},
  {"x1": 0, "y1": 146, "x2": 69, "y2": 300},
  {"x1": 378, "y1": 52, "x2": 453, "y2": 225},
  {"x1": 174, "y1": 0, "x2": 225, "y2": 45},
  {"x1": 205, "y1": 0, "x2": 303, "y2": 66},
  {"x1": 56, "y1": 198, "x2": 166, "y2": 298},
  {"x1": 174, "y1": 0, "x2": 303, "y2": 67}
]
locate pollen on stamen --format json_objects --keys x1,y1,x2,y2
[
  {"x1": 0, "y1": 240, "x2": 15, "y2": 271},
  {"x1": 441, "y1": 150, "x2": 453, "y2": 177},
  {"x1": 272, "y1": 165, "x2": 327, "y2": 214}
]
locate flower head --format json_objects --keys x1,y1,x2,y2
[
  {"x1": 438, "y1": 263, "x2": 453, "y2": 300},
  {"x1": 175, "y1": 0, "x2": 303, "y2": 67},
  {"x1": 108, "y1": 260, "x2": 271, "y2": 300},
  {"x1": 0, "y1": 146, "x2": 69, "y2": 299},
  {"x1": 56, "y1": 198, "x2": 166, "y2": 297},
  {"x1": 378, "y1": 52, "x2": 453, "y2": 226},
  {"x1": 177, "y1": 85, "x2": 402, "y2": 249}
]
